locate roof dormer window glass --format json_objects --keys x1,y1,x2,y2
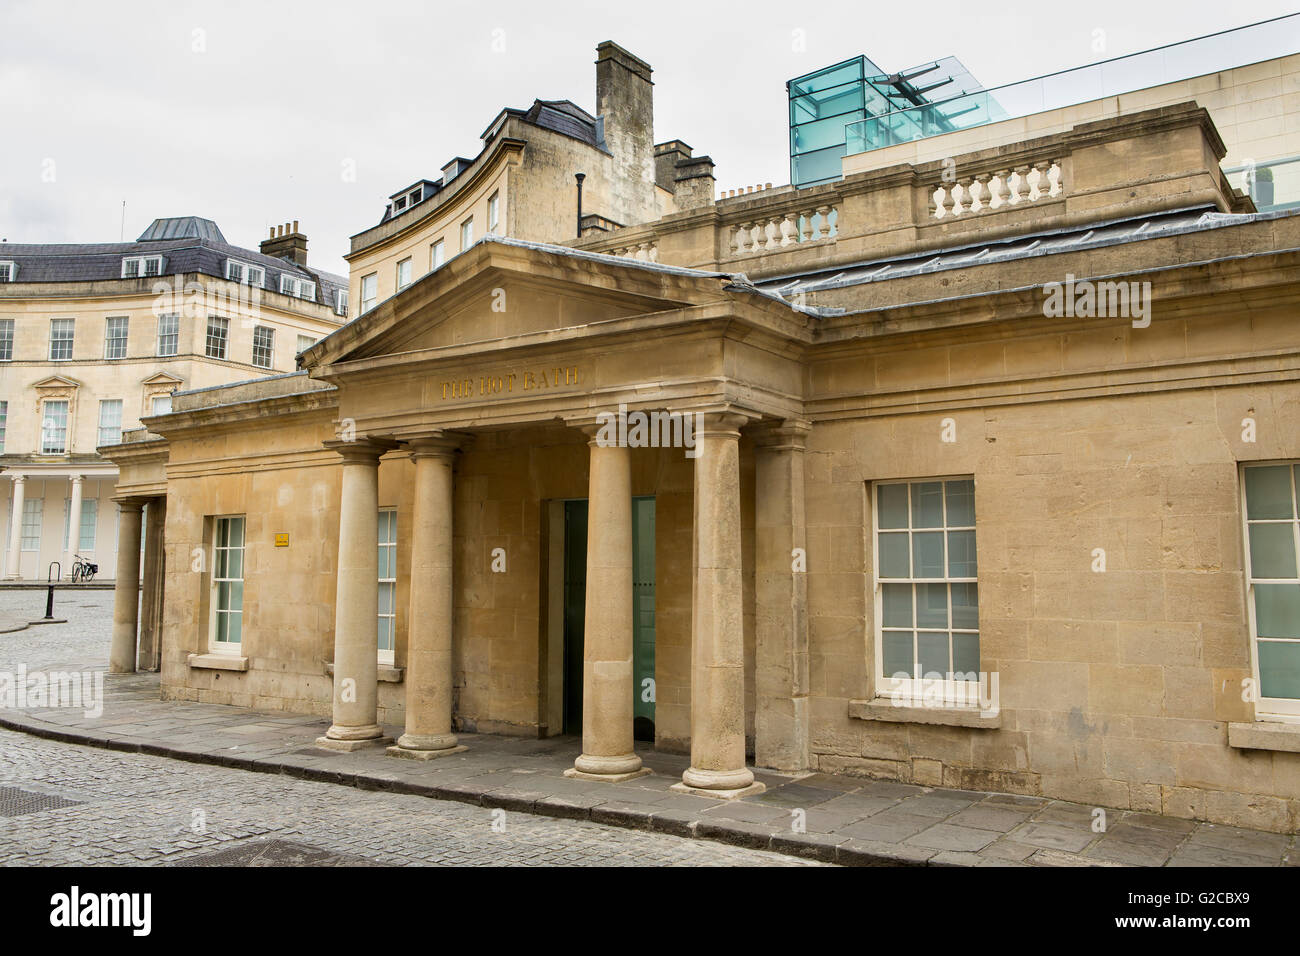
[
  {"x1": 225, "y1": 259, "x2": 265, "y2": 287},
  {"x1": 278, "y1": 275, "x2": 316, "y2": 300},
  {"x1": 0, "y1": 261, "x2": 16, "y2": 282},
  {"x1": 121, "y1": 255, "x2": 163, "y2": 278}
]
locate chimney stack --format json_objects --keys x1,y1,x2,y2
[
  {"x1": 260, "y1": 220, "x2": 309, "y2": 267},
  {"x1": 595, "y1": 41, "x2": 656, "y2": 222}
]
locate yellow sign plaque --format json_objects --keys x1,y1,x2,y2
[{"x1": 274, "y1": 533, "x2": 289, "y2": 548}]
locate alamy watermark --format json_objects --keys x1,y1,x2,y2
[
  {"x1": 594, "y1": 403, "x2": 702, "y2": 458},
  {"x1": 1042, "y1": 273, "x2": 1151, "y2": 328},
  {"x1": 0, "y1": 665, "x2": 104, "y2": 718},
  {"x1": 882, "y1": 670, "x2": 1000, "y2": 717}
]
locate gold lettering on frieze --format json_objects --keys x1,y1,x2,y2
[{"x1": 439, "y1": 366, "x2": 580, "y2": 401}]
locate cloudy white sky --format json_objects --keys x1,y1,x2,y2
[{"x1": 1, "y1": 0, "x2": 1294, "y2": 275}]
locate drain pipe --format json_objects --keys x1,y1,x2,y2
[{"x1": 575, "y1": 172, "x2": 585, "y2": 238}]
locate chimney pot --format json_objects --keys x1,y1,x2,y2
[{"x1": 292, "y1": 220, "x2": 299, "y2": 234}]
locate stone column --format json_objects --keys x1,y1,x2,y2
[
  {"x1": 108, "y1": 499, "x2": 144, "y2": 674},
  {"x1": 318, "y1": 440, "x2": 395, "y2": 750},
  {"x1": 565, "y1": 425, "x2": 649, "y2": 782},
  {"x1": 65, "y1": 475, "x2": 84, "y2": 577},
  {"x1": 137, "y1": 496, "x2": 167, "y2": 672},
  {"x1": 389, "y1": 436, "x2": 466, "y2": 760},
  {"x1": 673, "y1": 412, "x2": 764, "y2": 798},
  {"x1": 6, "y1": 475, "x2": 25, "y2": 579},
  {"x1": 753, "y1": 420, "x2": 811, "y2": 771}
]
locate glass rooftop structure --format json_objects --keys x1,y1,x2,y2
[
  {"x1": 788, "y1": 55, "x2": 995, "y2": 188},
  {"x1": 789, "y1": 13, "x2": 1300, "y2": 194}
]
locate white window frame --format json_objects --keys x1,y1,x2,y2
[
  {"x1": 151, "y1": 394, "x2": 173, "y2": 416},
  {"x1": 378, "y1": 508, "x2": 397, "y2": 665},
  {"x1": 104, "y1": 316, "x2": 129, "y2": 359},
  {"x1": 21, "y1": 498, "x2": 42, "y2": 551},
  {"x1": 121, "y1": 256, "x2": 163, "y2": 279},
  {"x1": 0, "y1": 318, "x2": 14, "y2": 361},
  {"x1": 251, "y1": 326, "x2": 275, "y2": 369},
  {"x1": 360, "y1": 273, "x2": 377, "y2": 313},
  {"x1": 41, "y1": 400, "x2": 69, "y2": 454},
  {"x1": 430, "y1": 239, "x2": 445, "y2": 271},
  {"x1": 0, "y1": 261, "x2": 16, "y2": 282},
  {"x1": 97, "y1": 399, "x2": 123, "y2": 446},
  {"x1": 296, "y1": 334, "x2": 317, "y2": 354},
  {"x1": 156, "y1": 313, "x2": 179, "y2": 357},
  {"x1": 225, "y1": 259, "x2": 265, "y2": 288},
  {"x1": 0, "y1": 400, "x2": 6, "y2": 453},
  {"x1": 396, "y1": 257, "x2": 412, "y2": 290},
  {"x1": 460, "y1": 217, "x2": 473, "y2": 251},
  {"x1": 873, "y1": 476, "x2": 980, "y2": 703},
  {"x1": 205, "y1": 315, "x2": 229, "y2": 359},
  {"x1": 1240, "y1": 462, "x2": 1300, "y2": 719},
  {"x1": 278, "y1": 274, "x2": 316, "y2": 300},
  {"x1": 210, "y1": 515, "x2": 246, "y2": 653},
  {"x1": 64, "y1": 497, "x2": 98, "y2": 551},
  {"x1": 334, "y1": 288, "x2": 348, "y2": 317},
  {"x1": 488, "y1": 191, "x2": 500, "y2": 232},
  {"x1": 49, "y1": 318, "x2": 74, "y2": 361}
]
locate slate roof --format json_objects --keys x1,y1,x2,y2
[{"x1": 0, "y1": 217, "x2": 348, "y2": 310}]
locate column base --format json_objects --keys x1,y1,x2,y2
[
  {"x1": 670, "y1": 780, "x2": 767, "y2": 800},
  {"x1": 387, "y1": 744, "x2": 468, "y2": 761},
  {"x1": 316, "y1": 727, "x2": 393, "y2": 752},
  {"x1": 564, "y1": 767, "x2": 654, "y2": 784}
]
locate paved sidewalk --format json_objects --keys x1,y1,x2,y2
[{"x1": 1, "y1": 672, "x2": 1296, "y2": 867}]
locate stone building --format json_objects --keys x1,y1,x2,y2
[
  {"x1": 104, "y1": 38, "x2": 1300, "y2": 830},
  {"x1": 0, "y1": 216, "x2": 346, "y2": 582}
]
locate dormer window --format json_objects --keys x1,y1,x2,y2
[
  {"x1": 393, "y1": 196, "x2": 407, "y2": 213},
  {"x1": 225, "y1": 259, "x2": 265, "y2": 287},
  {"x1": 409, "y1": 188, "x2": 422, "y2": 206},
  {"x1": 121, "y1": 255, "x2": 163, "y2": 278},
  {"x1": 278, "y1": 275, "x2": 317, "y2": 301},
  {"x1": 0, "y1": 261, "x2": 15, "y2": 283}
]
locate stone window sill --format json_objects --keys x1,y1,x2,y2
[
  {"x1": 323, "y1": 661, "x2": 404, "y2": 683},
  {"x1": 188, "y1": 652, "x2": 249, "y2": 672},
  {"x1": 848, "y1": 697, "x2": 1001, "y2": 729},
  {"x1": 1227, "y1": 720, "x2": 1300, "y2": 754}
]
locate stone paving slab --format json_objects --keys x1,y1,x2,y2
[{"x1": 2, "y1": 673, "x2": 1296, "y2": 867}]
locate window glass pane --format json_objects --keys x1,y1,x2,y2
[
  {"x1": 917, "y1": 631, "x2": 949, "y2": 678},
  {"x1": 882, "y1": 631, "x2": 914, "y2": 679},
  {"x1": 916, "y1": 582, "x2": 948, "y2": 628},
  {"x1": 1245, "y1": 465, "x2": 1294, "y2": 520},
  {"x1": 945, "y1": 479, "x2": 975, "y2": 526},
  {"x1": 1249, "y1": 523, "x2": 1297, "y2": 579},
  {"x1": 225, "y1": 608, "x2": 242, "y2": 644},
  {"x1": 947, "y1": 530, "x2": 978, "y2": 577},
  {"x1": 877, "y1": 484, "x2": 908, "y2": 529},
  {"x1": 952, "y1": 632, "x2": 980, "y2": 676},
  {"x1": 229, "y1": 580, "x2": 243, "y2": 612},
  {"x1": 226, "y1": 546, "x2": 243, "y2": 580},
  {"x1": 378, "y1": 581, "x2": 395, "y2": 617},
  {"x1": 217, "y1": 581, "x2": 232, "y2": 611},
  {"x1": 1255, "y1": 584, "x2": 1300, "y2": 638},
  {"x1": 911, "y1": 481, "x2": 944, "y2": 528},
  {"x1": 1257, "y1": 641, "x2": 1300, "y2": 699},
  {"x1": 881, "y1": 582, "x2": 912, "y2": 627},
  {"x1": 229, "y1": 517, "x2": 245, "y2": 547},
  {"x1": 951, "y1": 582, "x2": 980, "y2": 629},
  {"x1": 912, "y1": 531, "x2": 944, "y2": 577},
  {"x1": 879, "y1": 532, "x2": 910, "y2": 578},
  {"x1": 216, "y1": 611, "x2": 229, "y2": 643}
]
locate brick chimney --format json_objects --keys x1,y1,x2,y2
[{"x1": 260, "y1": 220, "x2": 308, "y2": 267}]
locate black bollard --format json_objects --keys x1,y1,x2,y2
[{"x1": 43, "y1": 562, "x2": 61, "y2": 620}]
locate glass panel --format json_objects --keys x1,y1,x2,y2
[
  {"x1": 229, "y1": 518, "x2": 244, "y2": 547},
  {"x1": 216, "y1": 519, "x2": 229, "y2": 549},
  {"x1": 1255, "y1": 584, "x2": 1300, "y2": 638},
  {"x1": 913, "y1": 531, "x2": 944, "y2": 578},
  {"x1": 948, "y1": 530, "x2": 978, "y2": 577},
  {"x1": 951, "y1": 582, "x2": 979, "y2": 629},
  {"x1": 916, "y1": 582, "x2": 948, "y2": 629},
  {"x1": 215, "y1": 611, "x2": 229, "y2": 643},
  {"x1": 911, "y1": 482, "x2": 944, "y2": 528},
  {"x1": 882, "y1": 631, "x2": 914, "y2": 679},
  {"x1": 952, "y1": 632, "x2": 980, "y2": 676},
  {"x1": 879, "y1": 532, "x2": 910, "y2": 578},
  {"x1": 217, "y1": 581, "x2": 231, "y2": 612},
  {"x1": 377, "y1": 617, "x2": 393, "y2": 651},
  {"x1": 877, "y1": 484, "x2": 909, "y2": 530},
  {"x1": 1245, "y1": 465, "x2": 1294, "y2": 520},
  {"x1": 378, "y1": 582, "x2": 394, "y2": 616},
  {"x1": 881, "y1": 583, "x2": 912, "y2": 627},
  {"x1": 917, "y1": 631, "x2": 949, "y2": 678},
  {"x1": 229, "y1": 581, "x2": 243, "y2": 613},
  {"x1": 945, "y1": 479, "x2": 975, "y2": 526},
  {"x1": 1258, "y1": 641, "x2": 1300, "y2": 699},
  {"x1": 1248, "y1": 523, "x2": 1297, "y2": 579},
  {"x1": 225, "y1": 547, "x2": 243, "y2": 580},
  {"x1": 214, "y1": 548, "x2": 228, "y2": 579},
  {"x1": 225, "y1": 610, "x2": 241, "y2": 645}
]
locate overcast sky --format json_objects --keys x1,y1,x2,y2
[{"x1": 1, "y1": 0, "x2": 1294, "y2": 276}]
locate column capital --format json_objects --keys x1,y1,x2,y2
[
  {"x1": 9, "y1": 474, "x2": 26, "y2": 485},
  {"x1": 69, "y1": 474, "x2": 85, "y2": 485},
  {"x1": 112, "y1": 497, "x2": 146, "y2": 513},
  {"x1": 748, "y1": 417, "x2": 811, "y2": 452},
  {"x1": 690, "y1": 409, "x2": 754, "y2": 440},
  {"x1": 406, "y1": 433, "x2": 465, "y2": 461},
  {"x1": 323, "y1": 438, "x2": 399, "y2": 463}
]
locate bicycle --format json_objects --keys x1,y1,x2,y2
[{"x1": 71, "y1": 554, "x2": 98, "y2": 583}]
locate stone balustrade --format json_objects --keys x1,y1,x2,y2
[
  {"x1": 931, "y1": 160, "x2": 1064, "y2": 219},
  {"x1": 608, "y1": 240, "x2": 659, "y2": 263},
  {"x1": 729, "y1": 204, "x2": 839, "y2": 256}
]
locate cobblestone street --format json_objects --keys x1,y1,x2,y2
[{"x1": 0, "y1": 589, "x2": 817, "y2": 866}]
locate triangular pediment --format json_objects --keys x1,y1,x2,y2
[
  {"x1": 141, "y1": 371, "x2": 184, "y2": 387},
  {"x1": 32, "y1": 374, "x2": 82, "y2": 390},
  {"x1": 303, "y1": 236, "x2": 736, "y2": 368}
]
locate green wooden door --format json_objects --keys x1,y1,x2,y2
[{"x1": 561, "y1": 497, "x2": 656, "y2": 738}]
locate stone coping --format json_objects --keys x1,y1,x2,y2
[
  {"x1": 848, "y1": 697, "x2": 1001, "y2": 729},
  {"x1": 1228, "y1": 720, "x2": 1300, "y2": 754},
  {"x1": 1, "y1": 674, "x2": 1294, "y2": 868}
]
